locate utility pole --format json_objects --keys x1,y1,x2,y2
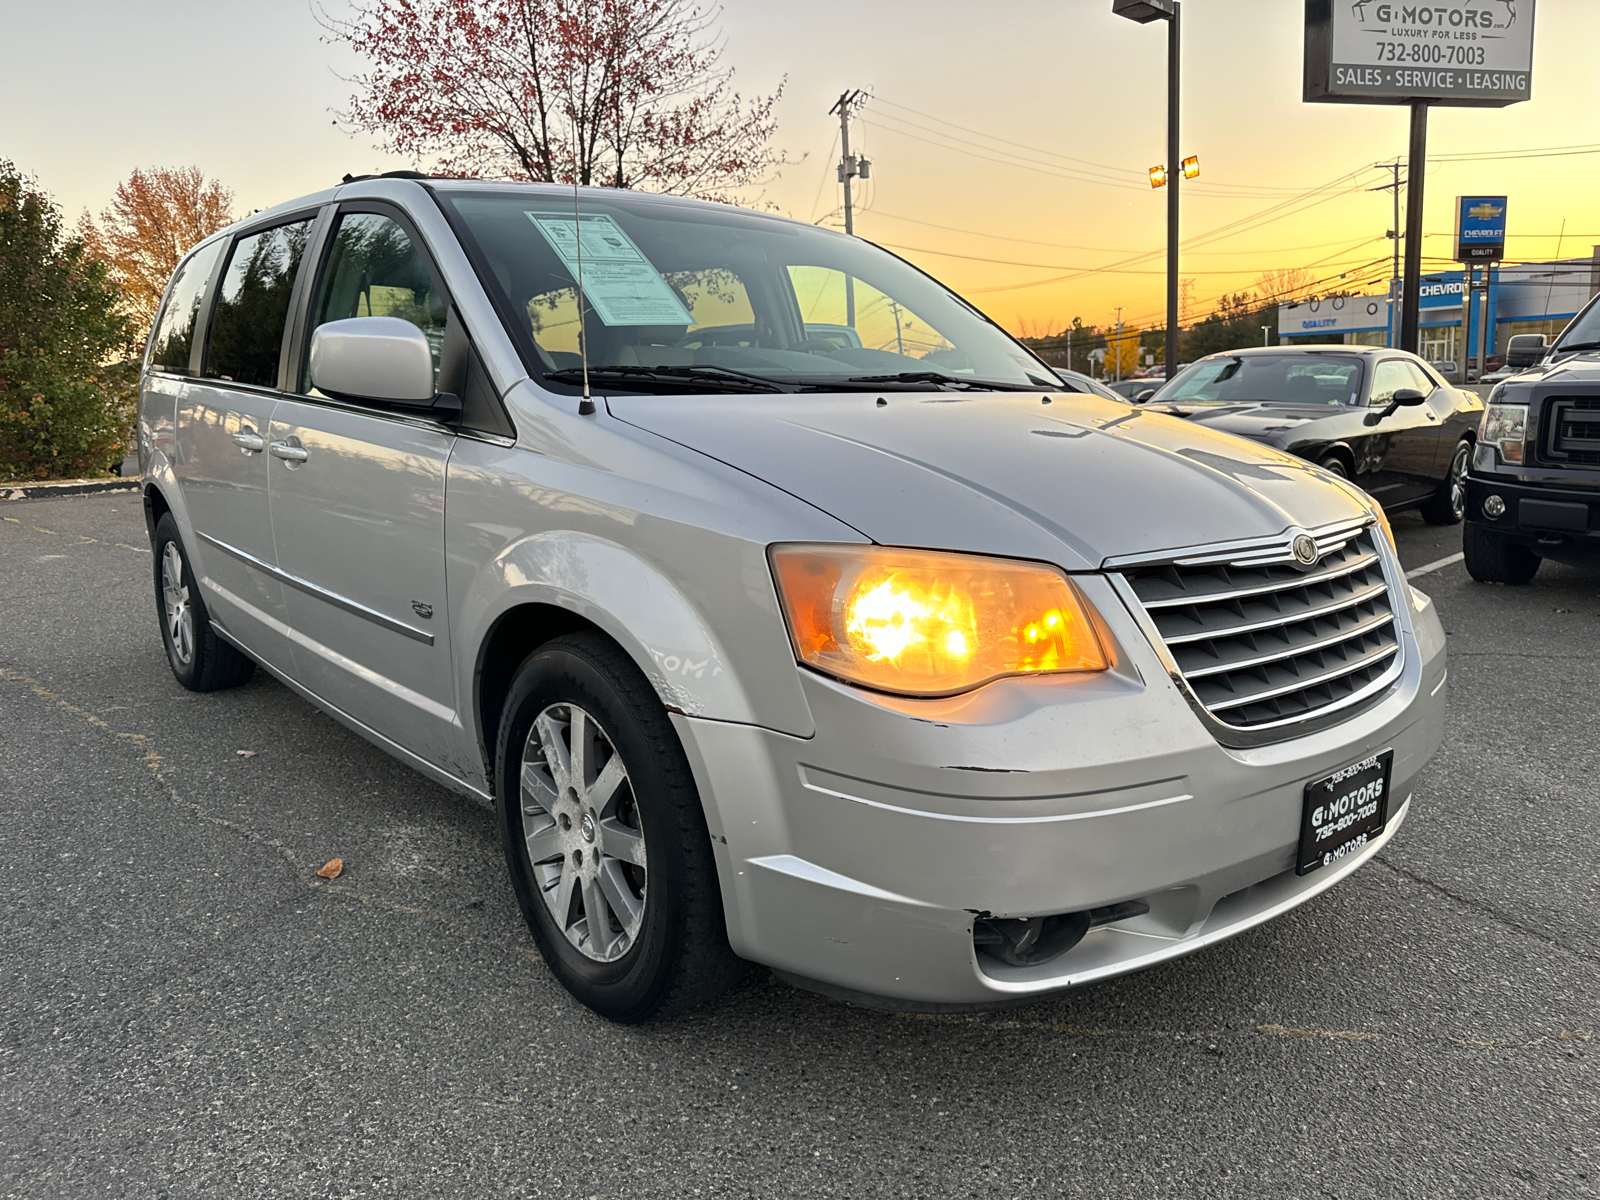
[
  {"x1": 1372, "y1": 161, "x2": 1403, "y2": 348},
  {"x1": 829, "y1": 89, "x2": 870, "y2": 328},
  {"x1": 1113, "y1": 306, "x2": 1126, "y2": 383}
]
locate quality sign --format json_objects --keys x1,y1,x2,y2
[
  {"x1": 1455, "y1": 195, "x2": 1507, "y2": 261},
  {"x1": 1304, "y1": 0, "x2": 1536, "y2": 107}
]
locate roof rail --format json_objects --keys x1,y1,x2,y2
[{"x1": 339, "y1": 170, "x2": 432, "y2": 184}]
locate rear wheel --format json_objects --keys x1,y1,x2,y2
[
  {"x1": 495, "y1": 632, "x2": 744, "y2": 1022},
  {"x1": 1420, "y1": 440, "x2": 1470, "y2": 525},
  {"x1": 1463, "y1": 522, "x2": 1540, "y2": 585},
  {"x1": 153, "y1": 514, "x2": 255, "y2": 691}
]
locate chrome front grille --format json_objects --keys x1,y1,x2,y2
[{"x1": 1118, "y1": 525, "x2": 1402, "y2": 731}]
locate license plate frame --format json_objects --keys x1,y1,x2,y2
[{"x1": 1296, "y1": 750, "x2": 1394, "y2": 876}]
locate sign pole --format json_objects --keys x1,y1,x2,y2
[
  {"x1": 1399, "y1": 100, "x2": 1428, "y2": 354},
  {"x1": 1166, "y1": 4, "x2": 1181, "y2": 380}
]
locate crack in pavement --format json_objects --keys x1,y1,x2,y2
[
  {"x1": 0, "y1": 666, "x2": 516, "y2": 938},
  {"x1": 887, "y1": 1012, "x2": 1593, "y2": 1054},
  {"x1": 1, "y1": 514, "x2": 149, "y2": 553},
  {"x1": 1374, "y1": 851, "x2": 1600, "y2": 970}
]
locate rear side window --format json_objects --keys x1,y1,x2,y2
[
  {"x1": 301, "y1": 213, "x2": 447, "y2": 391},
  {"x1": 148, "y1": 240, "x2": 225, "y2": 373},
  {"x1": 205, "y1": 220, "x2": 314, "y2": 388}
]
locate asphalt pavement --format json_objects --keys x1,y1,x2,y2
[{"x1": 2, "y1": 495, "x2": 1596, "y2": 1200}]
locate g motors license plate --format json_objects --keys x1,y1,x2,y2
[{"x1": 1296, "y1": 750, "x2": 1394, "y2": 876}]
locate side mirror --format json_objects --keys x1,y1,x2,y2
[
  {"x1": 1363, "y1": 388, "x2": 1428, "y2": 426},
  {"x1": 309, "y1": 317, "x2": 458, "y2": 418},
  {"x1": 1135, "y1": 388, "x2": 1156, "y2": 403},
  {"x1": 1505, "y1": 333, "x2": 1547, "y2": 368}
]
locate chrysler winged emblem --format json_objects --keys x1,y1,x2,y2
[{"x1": 1292, "y1": 535, "x2": 1320, "y2": 568}]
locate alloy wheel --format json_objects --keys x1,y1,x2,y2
[
  {"x1": 520, "y1": 703, "x2": 647, "y2": 963},
  {"x1": 161, "y1": 542, "x2": 194, "y2": 665},
  {"x1": 1449, "y1": 444, "x2": 1469, "y2": 521}
]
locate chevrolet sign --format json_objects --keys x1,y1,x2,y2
[{"x1": 1456, "y1": 194, "x2": 1508, "y2": 262}]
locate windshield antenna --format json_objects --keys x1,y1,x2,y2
[{"x1": 572, "y1": 176, "x2": 595, "y2": 416}]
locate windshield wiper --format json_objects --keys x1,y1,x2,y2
[
  {"x1": 543, "y1": 365, "x2": 790, "y2": 394},
  {"x1": 837, "y1": 371, "x2": 1039, "y2": 392}
]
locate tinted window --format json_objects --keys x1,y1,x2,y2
[
  {"x1": 148, "y1": 240, "x2": 224, "y2": 373},
  {"x1": 205, "y1": 221, "x2": 314, "y2": 388},
  {"x1": 1155, "y1": 354, "x2": 1363, "y2": 405},
  {"x1": 302, "y1": 213, "x2": 447, "y2": 391}
]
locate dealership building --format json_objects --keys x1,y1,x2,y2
[{"x1": 1278, "y1": 252, "x2": 1600, "y2": 363}]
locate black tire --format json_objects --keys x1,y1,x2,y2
[
  {"x1": 494, "y1": 632, "x2": 744, "y2": 1023},
  {"x1": 1318, "y1": 454, "x2": 1350, "y2": 480},
  {"x1": 1420, "y1": 440, "x2": 1470, "y2": 525},
  {"x1": 152, "y1": 514, "x2": 255, "y2": 692},
  {"x1": 1463, "y1": 522, "x2": 1540, "y2": 585}
]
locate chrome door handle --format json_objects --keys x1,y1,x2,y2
[
  {"x1": 232, "y1": 429, "x2": 266, "y2": 453},
  {"x1": 269, "y1": 440, "x2": 309, "y2": 463}
]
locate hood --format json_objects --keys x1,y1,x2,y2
[
  {"x1": 1155, "y1": 401, "x2": 1338, "y2": 443},
  {"x1": 608, "y1": 391, "x2": 1371, "y2": 571},
  {"x1": 1532, "y1": 349, "x2": 1600, "y2": 383}
]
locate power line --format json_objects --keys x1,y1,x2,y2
[
  {"x1": 871, "y1": 96, "x2": 1320, "y2": 198},
  {"x1": 871, "y1": 237, "x2": 1383, "y2": 276},
  {"x1": 963, "y1": 170, "x2": 1375, "y2": 294},
  {"x1": 857, "y1": 208, "x2": 1381, "y2": 257}
]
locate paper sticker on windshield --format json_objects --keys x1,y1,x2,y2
[{"x1": 526, "y1": 213, "x2": 693, "y2": 327}]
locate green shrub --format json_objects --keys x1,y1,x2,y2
[{"x1": 0, "y1": 160, "x2": 137, "y2": 481}]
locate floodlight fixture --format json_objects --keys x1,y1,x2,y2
[
  {"x1": 1112, "y1": 0, "x2": 1176, "y2": 23},
  {"x1": 1181, "y1": 155, "x2": 1200, "y2": 179},
  {"x1": 1149, "y1": 165, "x2": 1168, "y2": 189}
]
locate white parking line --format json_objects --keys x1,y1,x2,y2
[{"x1": 1405, "y1": 552, "x2": 1465, "y2": 580}]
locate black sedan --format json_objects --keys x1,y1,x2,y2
[{"x1": 1139, "y1": 346, "x2": 1483, "y2": 523}]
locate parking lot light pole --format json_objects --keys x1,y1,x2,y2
[{"x1": 1113, "y1": 0, "x2": 1181, "y2": 380}]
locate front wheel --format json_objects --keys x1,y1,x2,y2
[
  {"x1": 495, "y1": 632, "x2": 744, "y2": 1022},
  {"x1": 1317, "y1": 454, "x2": 1350, "y2": 480},
  {"x1": 1463, "y1": 522, "x2": 1540, "y2": 585},
  {"x1": 1420, "y1": 440, "x2": 1470, "y2": 525}
]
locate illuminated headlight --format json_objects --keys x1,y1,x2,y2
[
  {"x1": 770, "y1": 545, "x2": 1109, "y2": 697},
  {"x1": 1480, "y1": 403, "x2": 1527, "y2": 465}
]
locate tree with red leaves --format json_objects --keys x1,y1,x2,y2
[
  {"x1": 79, "y1": 167, "x2": 234, "y2": 333},
  {"x1": 325, "y1": 0, "x2": 784, "y2": 200}
]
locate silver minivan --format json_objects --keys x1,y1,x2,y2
[{"x1": 138, "y1": 177, "x2": 1447, "y2": 1021}]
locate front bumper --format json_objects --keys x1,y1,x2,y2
[
  {"x1": 1464, "y1": 471, "x2": 1600, "y2": 558},
  {"x1": 677, "y1": 573, "x2": 1449, "y2": 1009}
]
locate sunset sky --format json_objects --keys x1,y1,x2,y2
[{"x1": 6, "y1": 0, "x2": 1598, "y2": 337}]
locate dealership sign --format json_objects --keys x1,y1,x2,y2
[
  {"x1": 1279, "y1": 293, "x2": 1392, "y2": 337},
  {"x1": 1455, "y1": 195, "x2": 1507, "y2": 261},
  {"x1": 1304, "y1": 0, "x2": 1536, "y2": 106},
  {"x1": 1278, "y1": 274, "x2": 1474, "y2": 337}
]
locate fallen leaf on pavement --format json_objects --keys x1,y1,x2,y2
[
  {"x1": 236, "y1": 749, "x2": 257, "y2": 757},
  {"x1": 316, "y1": 858, "x2": 344, "y2": 879}
]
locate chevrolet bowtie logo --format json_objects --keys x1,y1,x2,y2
[{"x1": 1469, "y1": 202, "x2": 1504, "y2": 221}]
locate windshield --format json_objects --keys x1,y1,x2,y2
[
  {"x1": 1149, "y1": 354, "x2": 1364, "y2": 405},
  {"x1": 1554, "y1": 294, "x2": 1600, "y2": 351},
  {"x1": 436, "y1": 187, "x2": 1059, "y2": 393}
]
